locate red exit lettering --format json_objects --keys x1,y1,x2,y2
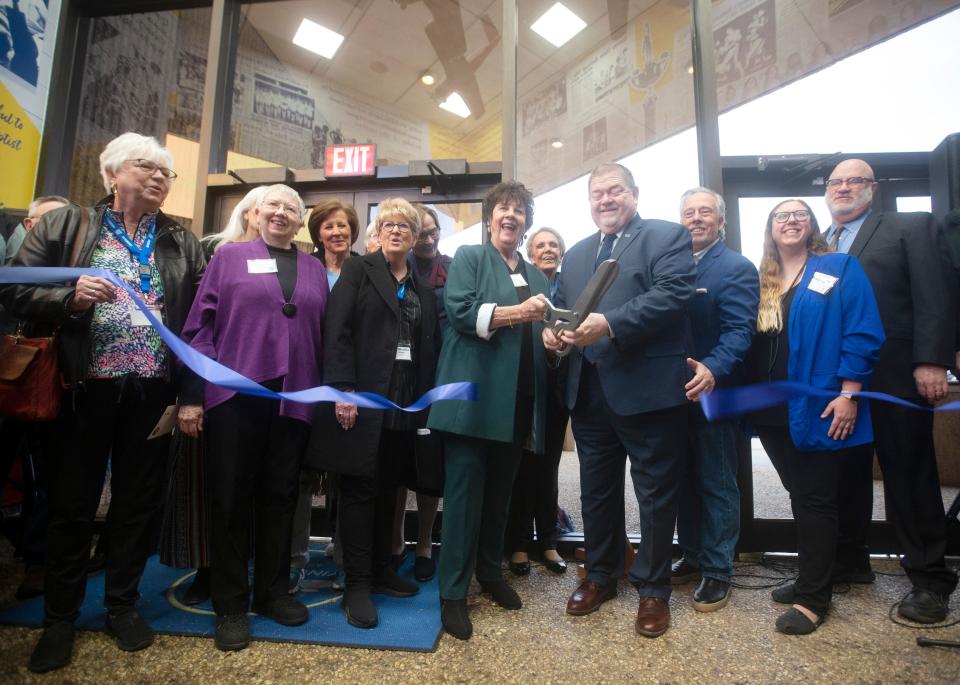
[{"x1": 325, "y1": 144, "x2": 377, "y2": 176}]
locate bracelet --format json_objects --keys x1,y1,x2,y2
[{"x1": 507, "y1": 314, "x2": 515, "y2": 328}]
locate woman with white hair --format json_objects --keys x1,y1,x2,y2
[
  {"x1": 1, "y1": 132, "x2": 205, "y2": 673},
  {"x1": 199, "y1": 185, "x2": 268, "y2": 260},
  {"x1": 178, "y1": 184, "x2": 329, "y2": 652}
]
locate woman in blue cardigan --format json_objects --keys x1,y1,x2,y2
[{"x1": 747, "y1": 199, "x2": 884, "y2": 635}]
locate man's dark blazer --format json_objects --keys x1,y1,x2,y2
[
  {"x1": 306, "y1": 251, "x2": 439, "y2": 478},
  {"x1": 846, "y1": 210, "x2": 957, "y2": 398},
  {"x1": 689, "y1": 241, "x2": 759, "y2": 388},
  {"x1": 554, "y1": 213, "x2": 697, "y2": 415}
]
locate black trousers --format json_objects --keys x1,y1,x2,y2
[
  {"x1": 870, "y1": 402, "x2": 958, "y2": 595},
  {"x1": 205, "y1": 393, "x2": 308, "y2": 615},
  {"x1": 338, "y1": 429, "x2": 410, "y2": 589},
  {"x1": 757, "y1": 426, "x2": 873, "y2": 616},
  {"x1": 572, "y1": 363, "x2": 688, "y2": 598},
  {"x1": 508, "y1": 382, "x2": 568, "y2": 553},
  {"x1": 43, "y1": 378, "x2": 172, "y2": 624}
]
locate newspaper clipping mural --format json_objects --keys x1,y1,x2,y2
[{"x1": 0, "y1": 0, "x2": 59, "y2": 208}]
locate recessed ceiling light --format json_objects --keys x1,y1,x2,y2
[
  {"x1": 292, "y1": 18, "x2": 344, "y2": 59},
  {"x1": 420, "y1": 72, "x2": 436, "y2": 86},
  {"x1": 551, "y1": 138, "x2": 563, "y2": 149},
  {"x1": 439, "y1": 92, "x2": 471, "y2": 118},
  {"x1": 531, "y1": 3, "x2": 586, "y2": 48}
]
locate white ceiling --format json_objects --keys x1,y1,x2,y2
[{"x1": 241, "y1": 0, "x2": 671, "y2": 140}]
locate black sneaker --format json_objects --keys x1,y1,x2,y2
[
  {"x1": 215, "y1": 613, "x2": 250, "y2": 652},
  {"x1": 898, "y1": 588, "x2": 949, "y2": 624},
  {"x1": 252, "y1": 595, "x2": 309, "y2": 626},
  {"x1": 28, "y1": 621, "x2": 75, "y2": 673},
  {"x1": 372, "y1": 567, "x2": 419, "y2": 597},
  {"x1": 105, "y1": 608, "x2": 154, "y2": 651},
  {"x1": 692, "y1": 578, "x2": 731, "y2": 612},
  {"x1": 478, "y1": 579, "x2": 522, "y2": 610},
  {"x1": 441, "y1": 599, "x2": 472, "y2": 640},
  {"x1": 342, "y1": 587, "x2": 378, "y2": 628},
  {"x1": 771, "y1": 582, "x2": 795, "y2": 604},
  {"x1": 670, "y1": 557, "x2": 701, "y2": 585}
]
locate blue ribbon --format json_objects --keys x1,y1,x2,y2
[
  {"x1": 701, "y1": 380, "x2": 960, "y2": 422},
  {"x1": 0, "y1": 266, "x2": 476, "y2": 411}
]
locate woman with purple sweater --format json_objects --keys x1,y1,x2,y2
[{"x1": 177, "y1": 184, "x2": 328, "y2": 651}]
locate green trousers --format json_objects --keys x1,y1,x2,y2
[{"x1": 438, "y1": 433, "x2": 523, "y2": 600}]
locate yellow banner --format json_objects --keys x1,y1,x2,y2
[{"x1": 0, "y1": 80, "x2": 41, "y2": 210}]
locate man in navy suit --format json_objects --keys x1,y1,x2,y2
[
  {"x1": 671, "y1": 187, "x2": 758, "y2": 612},
  {"x1": 544, "y1": 163, "x2": 696, "y2": 637}
]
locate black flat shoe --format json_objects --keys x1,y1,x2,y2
[
  {"x1": 542, "y1": 557, "x2": 567, "y2": 574},
  {"x1": 509, "y1": 560, "x2": 530, "y2": 576},
  {"x1": 441, "y1": 599, "x2": 472, "y2": 640},
  {"x1": 479, "y1": 579, "x2": 522, "y2": 610},
  {"x1": 775, "y1": 607, "x2": 823, "y2": 635},
  {"x1": 670, "y1": 557, "x2": 700, "y2": 585},
  {"x1": 414, "y1": 556, "x2": 436, "y2": 582}
]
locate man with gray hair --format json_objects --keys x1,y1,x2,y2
[
  {"x1": 671, "y1": 187, "x2": 758, "y2": 611},
  {"x1": 2, "y1": 195, "x2": 69, "y2": 265}
]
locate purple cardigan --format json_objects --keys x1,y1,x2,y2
[{"x1": 181, "y1": 238, "x2": 328, "y2": 424}]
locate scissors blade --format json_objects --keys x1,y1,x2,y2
[{"x1": 553, "y1": 259, "x2": 619, "y2": 357}]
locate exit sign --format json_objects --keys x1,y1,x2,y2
[{"x1": 325, "y1": 144, "x2": 376, "y2": 177}]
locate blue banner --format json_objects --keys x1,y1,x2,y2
[
  {"x1": 0, "y1": 266, "x2": 476, "y2": 411},
  {"x1": 701, "y1": 380, "x2": 960, "y2": 422}
]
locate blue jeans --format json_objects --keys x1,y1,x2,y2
[{"x1": 675, "y1": 412, "x2": 739, "y2": 581}]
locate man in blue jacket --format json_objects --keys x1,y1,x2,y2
[
  {"x1": 544, "y1": 163, "x2": 696, "y2": 638},
  {"x1": 672, "y1": 188, "x2": 758, "y2": 611}
]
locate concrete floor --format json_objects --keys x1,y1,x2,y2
[
  {"x1": 0, "y1": 543, "x2": 958, "y2": 683},
  {"x1": 2, "y1": 442, "x2": 959, "y2": 682}
]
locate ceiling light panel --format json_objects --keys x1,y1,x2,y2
[
  {"x1": 531, "y1": 3, "x2": 586, "y2": 48},
  {"x1": 439, "y1": 92, "x2": 471, "y2": 118},
  {"x1": 292, "y1": 18, "x2": 344, "y2": 59}
]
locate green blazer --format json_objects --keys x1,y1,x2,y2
[{"x1": 428, "y1": 241, "x2": 550, "y2": 452}]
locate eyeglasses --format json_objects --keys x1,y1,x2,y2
[
  {"x1": 773, "y1": 210, "x2": 811, "y2": 223},
  {"x1": 381, "y1": 221, "x2": 412, "y2": 233},
  {"x1": 125, "y1": 159, "x2": 177, "y2": 180},
  {"x1": 263, "y1": 199, "x2": 301, "y2": 217},
  {"x1": 825, "y1": 176, "x2": 874, "y2": 189}
]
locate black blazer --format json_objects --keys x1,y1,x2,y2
[
  {"x1": 305, "y1": 251, "x2": 440, "y2": 477},
  {"x1": 847, "y1": 210, "x2": 957, "y2": 398}
]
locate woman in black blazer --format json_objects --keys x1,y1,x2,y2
[{"x1": 305, "y1": 198, "x2": 439, "y2": 629}]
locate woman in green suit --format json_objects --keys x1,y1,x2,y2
[{"x1": 428, "y1": 181, "x2": 551, "y2": 640}]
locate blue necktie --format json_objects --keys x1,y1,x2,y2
[{"x1": 595, "y1": 233, "x2": 616, "y2": 271}]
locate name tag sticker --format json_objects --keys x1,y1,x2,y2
[
  {"x1": 130, "y1": 306, "x2": 161, "y2": 327},
  {"x1": 695, "y1": 288, "x2": 709, "y2": 294},
  {"x1": 808, "y1": 272, "x2": 838, "y2": 295},
  {"x1": 510, "y1": 273, "x2": 528, "y2": 288},
  {"x1": 247, "y1": 258, "x2": 278, "y2": 274},
  {"x1": 396, "y1": 344, "x2": 412, "y2": 361},
  {"x1": 148, "y1": 405, "x2": 177, "y2": 440}
]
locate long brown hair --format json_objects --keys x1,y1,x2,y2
[{"x1": 756, "y1": 199, "x2": 829, "y2": 333}]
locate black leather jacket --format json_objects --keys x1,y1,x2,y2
[{"x1": 0, "y1": 198, "x2": 206, "y2": 389}]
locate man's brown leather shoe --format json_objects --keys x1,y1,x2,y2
[
  {"x1": 635, "y1": 597, "x2": 670, "y2": 638},
  {"x1": 566, "y1": 580, "x2": 617, "y2": 616}
]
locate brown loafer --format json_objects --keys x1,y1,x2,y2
[
  {"x1": 635, "y1": 597, "x2": 670, "y2": 638},
  {"x1": 566, "y1": 579, "x2": 617, "y2": 616}
]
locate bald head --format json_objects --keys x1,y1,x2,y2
[{"x1": 825, "y1": 159, "x2": 877, "y2": 224}]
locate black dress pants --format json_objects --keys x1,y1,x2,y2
[
  {"x1": 338, "y1": 429, "x2": 410, "y2": 589},
  {"x1": 757, "y1": 426, "x2": 873, "y2": 617},
  {"x1": 43, "y1": 378, "x2": 172, "y2": 624},
  {"x1": 870, "y1": 402, "x2": 958, "y2": 595},
  {"x1": 205, "y1": 393, "x2": 308, "y2": 615}
]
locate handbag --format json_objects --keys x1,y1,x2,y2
[
  {"x1": 0, "y1": 323, "x2": 61, "y2": 421},
  {"x1": 0, "y1": 208, "x2": 89, "y2": 421}
]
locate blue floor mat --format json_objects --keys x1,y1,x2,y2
[{"x1": 0, "y1": 546, "x2": 441, "y2": 652}]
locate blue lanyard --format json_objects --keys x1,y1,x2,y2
[
  {"x1": 396, "y1": 281, "x2": 406, "y2": 301},
  {"x1": 103, "y1": 212, "x2": 157, "y2": 293}
]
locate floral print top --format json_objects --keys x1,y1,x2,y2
[{"x1": 86, "y1": 209, "x2": 169, "y2": 379}]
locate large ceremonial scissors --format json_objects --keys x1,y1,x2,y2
[{"x1": 543, "y1": 259, "x2": 619, "y2": 357}]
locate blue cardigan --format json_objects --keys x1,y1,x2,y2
[{"x1": 786, "y1": 252, "x2": 884, "y2": 451}]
